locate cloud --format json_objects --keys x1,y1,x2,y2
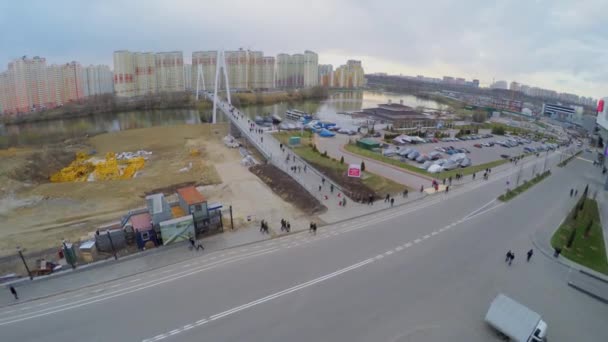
[{"x1": 0, "y1": 0, "x2": 606, "y2": 98}]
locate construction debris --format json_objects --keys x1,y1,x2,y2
[
  {"x1": 223, "y1": 135, "x2": 240, "y2": 148},
  {"x1": 50, "y1": 151, "x2": 147, "y2": 182}
]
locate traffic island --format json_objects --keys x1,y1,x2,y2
[
  {"x1": 498, "y1": 170, "x2": 552, "y2": 202},
  {"x1": 550, "y1": 197, "x2": 608, "y2": 275},
  {"x1": 557, "y1": 150, "x2": 582, "y2": 167}
]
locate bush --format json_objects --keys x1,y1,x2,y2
[{"x1": 492, "y1": 126, "x2": 506, "y2": 135}]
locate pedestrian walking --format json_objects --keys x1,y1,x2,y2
[
  {"x1": 319, "y1": 185, "x2": 322, "y2": 191},
  {"x1": 313, "y1": 222, "x2": 317, "y2": 235},
  {"x1": 445, "y1": 185, "x2": 449, "y2": 193},
  {"x1": 368, "y1": 194, "x2": 374, "y2": 205},
  {"x1": 304, "y1": 165, "x2": 307, "y2": 173},
  {"x1": 9, "y1": 286, "x2": 18, "y2": 300},
  {"x1": 449, "y1": 177, "x2": 452, "y2": 186},
  {"x1": 385, "y1": 194, "x2": 390, "y2": 202},
  {"x1": 505, "y1": 250, "x2": 512, "y2": 263},
  {"x1": 390, "y1": 198, "x2": 395, "y2": 207},
  {"x1": 280, "y1": 143, "x2": 283, "y2": 149},
  {"x1": 472, "y1": 172, "x2": 476, "y2": 180},
  {"x1": 330, "y1": 184, "x2": 334, "y2": 193},
  {"x1": 570, "y1": 188, "x2": 574, "y2": 197},
  {"x1": 298, "y1": 166, "x2": 301, "y2": 173},
  {"x1": 286, "y1": 221, "x2": 291, "y2": 232},
  {"x1": 575, "y1": 189, "x2": 578, "y2": 196},
  {"x1": 342, "y1": 198, "x2": 347, "y2": 207},
  {"x1": 508, "y1": 252, "x2": 514, "y2": 266},
  {"x1": 403, "y1": 188, "x2": 408, "y2": 198},
  {"x1": 420, "y1": 185, "x2": 424, "y2": 193},
  {"x1": 322, "y1": 177, "x2": 325, "y2": 185},
  {"x1": 260, "y1": 220, "x2": 265, "y2": 233},
  {"x1": 527, "y1": 249, "x2": 534, "y2": 262},
  {"x1": 442, "y1": 178, "x2": 446, "y2": 185}
]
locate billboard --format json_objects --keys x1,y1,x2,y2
[{"x1": 348, "y1": 164, "x2": 361, "y2": 178}]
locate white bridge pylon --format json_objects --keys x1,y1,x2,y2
[{"x1": 214, "y1": 50, "x2": 231, "y2": 124}]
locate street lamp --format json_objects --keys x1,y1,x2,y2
[{"x1": 16, "y1": 246, "x2": 33, "y2": 280}]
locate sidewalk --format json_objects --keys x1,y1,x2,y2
[{"x1": 0, "y1": 226, "x2": 269, "y2": 308}]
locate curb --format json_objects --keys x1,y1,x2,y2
[{"x1": 567, "y1": 282, "x2": 608, "y2": 304}]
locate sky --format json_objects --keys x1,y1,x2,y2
[{"x1": 0, "y1": 0, "x2": 606, "y2": 98}]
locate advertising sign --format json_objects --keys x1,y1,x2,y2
[{"x1": 348, "y1": 164, "x2": 361, "y2": 178}]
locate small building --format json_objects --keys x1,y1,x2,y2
[
  {"x1": 159, "y1": 215, "x2": 196, "y2": 245},
  {"x1": 128, "y1": 212, "x2": 158, "y2": 250},
  {"x1": 146, "y1": 193, "x2": 172, "y2": 226},
  {"x1": 356, "y1": 103, "x2": 438, "y2": 130},
  {"x1": 177, "y1": 186, "x2": 208, "y2": 216},
  {"x1": 356, "y1": 138, "x2": 380, "y2": 150},
  {"x1": 79, "y1": 240, "x2": 98, "y2": 263}
]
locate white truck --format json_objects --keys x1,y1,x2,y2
[{"x1": 485, "y1": 294, "x2": 548, "y2": 342}]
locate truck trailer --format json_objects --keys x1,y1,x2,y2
[{"x1": 485, "y1": 294, "x2": 547, "y2": 342}]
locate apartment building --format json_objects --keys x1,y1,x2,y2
[
  {"x1": 134, "y1": 52, "x2": 157, "y2": 96},
  {"x1": 184, "y1": 64, "x2": 192, "y2": 90},
  {"x1": 260, "y1": 57, "x2": 275, "y2": 89},
  {"x1": 224, "y1": 49, "x2": 250, "y2": 90},
  {"x1": 155, "y1": 51, "x2": 185, "y2": 93},
  {"x1": 333, "y1": 60, "x2": 365, "y2": 88},
  {"x1": 275, "y1": 51, "x2": 319, "y2": 88},
  {"x1": 191, "y1": 51, "x2": 217, "y2": 92},
  {"x1": 82, "y1": 65, "x2": 114, "y2": 97},
  {"x1": 113, "y1": 51, "x2": 136, "y2": 97},
  {"x1": 318, "y1": 64, "x2": 333, "y2": 87}
]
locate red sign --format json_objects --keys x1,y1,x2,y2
[{"x1": 348, "y1": 164, "x2": 361, "y2": 178}]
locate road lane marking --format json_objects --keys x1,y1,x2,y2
[
  {"x1": 414, "y1": 239, "x2": 421, "y2": 243},
  {"x1": 143, "y1": 258, "x2": 374, "y2": 341},
  {"x1": 0, "y1": 248, "x2": 279, "y2": 326}
]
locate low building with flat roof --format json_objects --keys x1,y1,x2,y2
[{"x1": 355, "y1": 103, "x2": 437, "y2": 130}]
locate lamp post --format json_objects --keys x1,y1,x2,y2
[{"x1": 16, "y1": 246, "x2": 33, "y2": 280}]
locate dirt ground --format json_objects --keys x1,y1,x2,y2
[{"x1": 0, "y1": 124, "x2": 309, "y2": 261}]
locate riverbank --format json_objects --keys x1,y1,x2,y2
[{"x1": 231, "y1": 87, "x2": 329, "y2": 107}]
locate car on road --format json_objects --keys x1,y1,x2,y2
[
  {"x1": 523, "y1": 146, "x2": 536, "y2": 153},
  {"x1": 500, "y1": 154, "x2": 510, "y2": 159}
]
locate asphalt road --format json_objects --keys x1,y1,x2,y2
[{"x1": 1, "y1": 151, "x2": 606, "y2": 342}]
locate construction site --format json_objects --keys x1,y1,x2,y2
[{"x1": 0, "y1": 123, "x2": 315, "y2": 274}]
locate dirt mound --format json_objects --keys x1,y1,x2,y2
[
  {"x1": 307, "y1": 161, "x2": 378, "y2": 200},
  {"x1": 250, "y1": 164, "x2": 327, "y2": 215},
  {"x1": 11, "y1": 149, "x2": 75, "y2": 183}
]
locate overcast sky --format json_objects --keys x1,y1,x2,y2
[{"x1": 0, "y1": 0, "x2": 605, "y2": 98}]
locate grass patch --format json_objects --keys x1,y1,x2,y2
[
  {"x1": 557, "y1": 150, "x2": 582, "y2": 167},
  {"x1": 498, "y1": 170, "x2": 551, "y2": 202},
  {"x1": 344, "y1": 143, "x2": 509, "y2": 180},
  {"x1": 551, "y1": 198, "x2": 608, "y2": 275},
  {"x1": 272, "y1": 132, "x2": 406, "y2": 196}
]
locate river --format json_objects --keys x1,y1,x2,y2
[{"x1": 0, "y1": 91, "x2": 444, "y2": 148}]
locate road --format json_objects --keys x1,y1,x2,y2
[{"x1": 0, "y1": 152, "x2": 606, "y2": 342}]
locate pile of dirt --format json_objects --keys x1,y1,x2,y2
[
  {"x1": 11, "y1": 148, "x2": 76, "y2": 183},
  {"x1": 249, "y1": 164, "x2": 326, "y2": 215},
  {"x1": 308, "y1": 161, "x2": 379, "y2": 200}
]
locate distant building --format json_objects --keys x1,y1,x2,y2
[
  {"x1": 509, "y1": 81, "x2": 520, "y2": 91},
  {"x1": 0, "y1": 56, "x2": 86, "y2": 115},
  {"x1": 596, "y1": 98, "x2": 608, "y2": 190},
  {"x1": 192, "y1": 50, "x2": 275, "y2": 91},
  {"x1": 490, "y1": 80, "x2": 508, "y2": 90},
  {"x1": 275, "y1": 50, "x2": 319, "y2": 88},
  {"x1": 191, "y1": 51, "x2": 217, "y2": 92},
  {"x1": 472, "y1": 79, "x2": 480, "y2": 87},
  {"x1": 318, "y1": 64, "x2": 333, "y2": 87},
  {"x1": 332, "y1": 60, "x2": 365, "y2": 88},
  {"x1": 82, "y1": 65, "x2": 113, "y2": 97},
  {"x1": 356, "y1": 102, "x2": 437, "y2": 130},
  {"x1": 183, "y1": 64, "x2": 192, "y2": 90},
  {"x1": 113, "y1": 50, "x2": 185, "y2": 97},
  {"x1": 542, "y1": 103, "x2": 577, "y2": 122}
]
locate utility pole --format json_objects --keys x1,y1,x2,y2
[
  {"x1": 16, "y1": 246, "x2": 33, "y2": 280},
  {"x1": 229, "y1": 205, "x2": 234, "y2": 230},
  {"x1": 106, "y1": 231, "x2": 118, "y2": 260}
]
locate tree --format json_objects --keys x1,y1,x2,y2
[
  {"x1": 361, "y1": 161, "x2": 366, "y2": 172},
  {"x1": 492, "y1": 126, "x2": 506, "y2": 135},
  {"x1": 472, "y1": 111, "x2": 487, "y2": 123},
  {"x1": 340, "y1": 156, "x2": 344, "y2": 164}
]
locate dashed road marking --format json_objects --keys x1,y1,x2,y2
[
  {"x1": 431, "y1": 231, "x2": 438, "y2": 236},
  {"x1": 414, "y1": 239, "x2": 421, "y2": 243},
  {"x1": 395, "y1": 246, "x2": 403, "y2": 251}
]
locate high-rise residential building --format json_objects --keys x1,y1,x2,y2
[
  {"x1": 333, "y1": 60, "x2": 365, "y2": 88},
  {"x1": 113, "y1": 50, "x2": 185, "y2": 97},
  {"x1": 113, "y1": 50, "x2": 136, "y2": 97},
  {"x1": 303, "y1": 50, "x2": 319, "y2": 87},
  {"x1": 275, "y1": 51, "x2": 319, "y2": 88},
  {"x1": 134, "y1": 52, "x2": 157, "y2": 96},
  {"x1": 60, "y1": 62, "x2": 84, "y2": 103},
  {"x1": 155, "y1": 51, "x2": 185, "y2": 93},
  {"x1": 490, "y1": 80, "x2": 508, "y2": 90},
  {"x1": 184, "y1": 64, "x2": 192, "y2": 90},
  {"x1": 318, "y1": 64, "x2": 333, "y2": 87},
  {"x1": 260, "y1": 57, "x2": 275, "y2": 89},
  {"x1": 191, "y1": 51, "x2": 217, "y2": 92},
  {"x1": 82, "y1": 65, "x2": 114, "y2": 97},
  {"x1": 509, "y1": 81, "x2": 520, "y2": 91},
  {"x1": 192, "y1": 49, "x2": 275, "y2": 91}
]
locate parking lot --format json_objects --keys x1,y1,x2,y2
[{"x1": 381, "y1": 134, "x2": 557, "y2": 173}]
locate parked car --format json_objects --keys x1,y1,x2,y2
[
  {"x1": 419, "y1": 161, "x2": 433, "y2": 170},
  {"x1": 428, "y1": 151, "x2": 442, "y2": 160},
  {"x1": 397, "y1": 148, "x2": 413, "y2": 156},
  {"x1": 432, "y1": 138, "x2": 439, "y2": 143},
  {"x1": 474, "y1": 143, "x2": 482, "y2": 148},
  {"x1": 500, "y1": 154, "x2": 510, "y2": 159},
  {"x1": 459, "y1": 158, "x2": 472, "y2": 167},
  {"x1": 435, "y1": 147, "x2": 446, "y2": 152},
  {"x1": 442, "y1": 160, "x2": 460, "y2": 170},
  {"x1": 407, "y1": 151, "x2": 420, "y2": 160},
  {"x1": 416, "y1": 155, "x2": 428, "y2": 163},
  {"x1": 427, "y1": 164, "x2": 444, "y2": 173}
]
